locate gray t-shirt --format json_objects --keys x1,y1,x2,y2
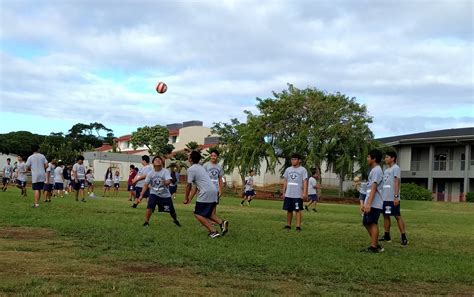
[
  {"x1": 145, "y1": 168, "x2": 172, "y2": 197},
  {"x1": 359, "y1": 182, "x2": 367, "y2": 195},
  {"x1": 46, "y1": 163, "x2": 55, "y2": 184},
  {"x1": 3, "y1": 164, "x2": 13, "y2": 178},
  {"x1": 16, "y1": 162, "x2": 27, "y2": 182},
  {"x1": 383, "y1": 164, "x2": 401, "y2": 202},
  {"x1": 203, "y1": 163, "x2": 223, "y2": 191},
  {"x1": 244, "y1": 176, "x2": 254, "y2": 192},
  {"x1": 284, "y1": 166, "x2": 308, "y2": 199},
  {"x1": 136, "y1": 165, "x2": 153, "y2": 188},
  {"x1": 365, "y1": 165, "x2": 384, "y2": 209},
  {"x1": 26, "y1": 153, "x2": 48, "y2": 183},
  {"x1": 54, "y1": 167, "x2": 63, "y2": 183},
  {"x1": 73, "y1": 163, "x2": 86, "y2": 180},
  {"x1": 308, "y1": 176, "x2": 317, "y2": 195},
  {"x1": 187, "y1": 164, "x2": 218, "y2": 203}
]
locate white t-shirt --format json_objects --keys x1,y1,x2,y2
[
  {"x1": 26, "y1": 153, "x2": 48, "y2": 183},
  {"x1": 308, "y1": 177, "x2": 317, "y2": 195}
]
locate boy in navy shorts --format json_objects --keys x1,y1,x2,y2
[
  {"x1": 25, "y1": 145, "x2": 48, "y2": 208},
  {"x1": 241, "y1": 170, "x2": 256, "y2": 206},
  {"x1": 380, "y1": 151, "x2": 408, "y2": 246},
  {"x1": 72, "y1": 156, "x2": 87, "y2": 202},
  {"x1": 305, "y1": 170, "x2": 320, "y2": 212},
  {"x1": 184, "y1": 151, "x2": 228, "y2": 238},
  {"x1": 282, "y1": 153, "x2": 308, "y2": 231},
  {"x1": 361, "y1": 149, "x2": 384, "y2": 253},
  {"x1": 132, "y1": 156, "x2": 153, "y2": 208},
  {"x1": 139, "y1": 156, "x2": 181, "y2": 227}
]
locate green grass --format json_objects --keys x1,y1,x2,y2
[{"x1": 0, "y1": 189, "x2": 473, "y2": 296}]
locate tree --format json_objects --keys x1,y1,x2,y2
[
  {"x1": 185, "y1": 141, "x2": 200, "y2": 152},
  {"x1": 169, "y1": 151, "x2": 189, "y2": 170},
  {"x1": 0, "y1": 131, "x2": 45, "y2": 158},
  {"x1": 130, "y1": 125, "x2": 174, "y2": 156},
  {"x1": 67, "y1": 122, "x2": 114, "y2": 151}
]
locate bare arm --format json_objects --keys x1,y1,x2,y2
[
  {"x1": 394, "y1": 177, "x2": 400, "y2": 205},
  {"x1": 184, "y1": 183, "x2": 193, "y2": 204},
  {"x1": 281, "y1": 178, "x2": 287, "y2": 198},
  {"x1": 303, "y1": 179, "x2": 308, "y2": 199},
  {"x1": 218, "y1": 178, "x2": 223, "y2": 197}
]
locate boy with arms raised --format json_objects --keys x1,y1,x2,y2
[
  {"x1": 361, "y1": 149, "x2": 384, "y2": 253},
  {"x1": 139, "y1": 156, "x2": 181, "y2": 227},
  {"x1": 26, "y1": 145, "x2": 48, "y2": 208},
  {"x1": 380, "y1": 151, "x2": 408, "y2": 246},
  {"x1": 281, "y1": 153, "x2": 308, "y2": 231},
  {"x1": 184, "y1": 151, "x2": 228, "y2": 238}
]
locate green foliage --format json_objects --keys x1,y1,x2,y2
[
  {"x1": 0, "y1": 131, "x2": 45, "y2": 157},
  {"x1": 131, "y1": 125, "x2": 174, "y2": 156},
  {"x1": 185, "y1": 141, "x2": 200, "y2": 152},
  {"x1": 343, "y1": 187, "x2": 359, "y2": 198},
  {"x1": 67, "y1": 122, "x2": 114, "y2": 152},
  {"x1": 466, "y1": 192, "x2": 474, "y2": 203},
  {"x1": 401, "y1": 183, "x2": 432, "y2": 201},
  {"x1": 169, "y1": 151, "x2": 189, "y2": 170}
]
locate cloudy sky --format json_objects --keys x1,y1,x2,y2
[{"x1": 0, "y1": 0, "x2": 472, "y2": 138}]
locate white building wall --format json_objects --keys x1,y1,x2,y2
[
  {"x1": 173, "y1": 126, "x2": 212, "y2": 151},
  {"x1": 399, "y1": 146, "x2": 412, "y2": 171}
]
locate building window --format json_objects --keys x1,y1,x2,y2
[
  {"x1": 169, "y1": 136, "x2": 177, "y2": 144},
  {"x1": 434, "y1": 154, "x2": 447, "y2": 171}
]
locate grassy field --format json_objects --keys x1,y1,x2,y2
[{"x1": 0, "y1": 189, "x2": 473, "y2": 296}]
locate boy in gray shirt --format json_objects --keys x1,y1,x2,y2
[
  {"x1": 282, "y1": 153, "x2": 308, "y2": 231},
  {"x1": 132, "y1": 155, "x2": 153, "y2": 208},
  {"x1": 15, "y1": 156, "x2": 28, "y2": 197},
  {"x1": 380, "y1": 151, "x2": 408, "y2": 246},
  {"x1": 2, "y1": 158, "x2": 13, "y2": 191},
  {"x1": 203, "y1": 148, "x2": 224, "y2": 218},
  {"x1": 25, "y1": 145, "x2": 48, "y2": 208},
  {"x1": 72, "y1": 155, "x2": 87, "y2": 202},
  {"x1": 139, "y1": 156, "x2": 181, "y2": 227},
  {"x1": 184, "y1": 151, "x2": 228, "y2": 238},
  {"x1": 361, "y1": 149, "x2": 384, "y2": 253}
]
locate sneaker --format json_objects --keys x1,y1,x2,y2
[
  {"x1": 401, "y1": 238, "x2": 409, "y2": 246},
  {"x1": 173, "y1": 220, "x2": 182, "y2": 227},
  {"x1": 361, "y1": 246, "x2": 381, "y2": 253},
  {"x1": 81, "y1": 199, "x2": 86, "y2": 202},
  {"x1": 208, "y1": 231, "x2": 221, "y2": 238},
  {"x1": 304, "y1": 205, "x2": 309, "y2": 211},
  {"x1": 221, "y1": 220, "x2": 229, "y2": 235},
  {"x1": 32, "y1": 204, "x2": 39, "y2": 208},
  {"x1": 131, "y1": 204, "x2": 137, "y2": 208},
  {"x1": 296, "y1": 227, "x2": 302, "y2": 231},
  {"x1": 143, "y1": 222, "x2": 149, "y2": 226},
  {"x1": 312, "y1": 208, "x2": 318, "y2": 212},
  {"x1": 377, "y1": 245, "x2": 385, "y2": 252},
  {"x1": 379, "y1": 236, "x2": 391, "y2": 242},
  {"x1": 283, "y1": 225, "x2": 291, "y2": 230}
]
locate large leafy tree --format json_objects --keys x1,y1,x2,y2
[
  {"x1": 0, "y1": 131, "x2": 45, "y2": 157},
  {"x1": 130, "y1": 125, "x2": 174, "y2": 156}
]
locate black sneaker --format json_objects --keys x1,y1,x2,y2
[
  {"x1": 401, "y1": 238, "x2": 409, "y2": 246},
  {"x1": 283, "y1": 225, "x2": 291, "y2": 230},
  {"x1": 173, "y1": 220, "x2": 182, "y2": 227},
  {"x1": 81, "y1": 199, "x2": 86, "y2": 202},
  {"x1": 208, "y1": 231, "x2": 220, "y2": 238},
  {"x1": 296, "y1": 227, "x2": 302, "y2": 231},
  {"x1": 221, "y1": 220, "x2": 229, "y2": 235},
  {"x1": 361, "y1": 246, "x2": 381, "y2": 253},
  {"x1": 312, "y1": 208, "x2": 318, "y2": 212},
  {"x1": 304, "y1": 205, "x2": 309, "y2": 211},
  {"x1": 379, "y1": 236, "x2": 391, "y2": 242},
  {"x1": 131, "y1": 204, "x2": 137, "y2": 208},
  {"x1": 143, "y1": 222, "x2": 149, "y2": 226},
  {"x1": 377, "y1": 245, "x2": 385, "y2": 252}
]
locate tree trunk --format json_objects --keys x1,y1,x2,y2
[{"x1": 338, "y1": 173, "x2": 344, "y2": 197}]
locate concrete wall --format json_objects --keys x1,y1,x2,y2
[
  {"x1": 86, "y1": 159, "x2": 143, "y2": 182},
  {"x1": 173, "y1": 126, "x2": 212, "y2": 151},
  {"x1": 398, "y1": 146, "x2": 411, "y2": 171}
]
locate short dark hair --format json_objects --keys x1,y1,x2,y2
[
  {"x1": 7, "y1": 158, "x2": 10, "y2": 161},
  {"x1": 249, "y1": 170, "x2": 254, "y2": 174},
  {"x1": 130, "y1": 165, "x2": 135, "y2": 169},
  {"x1": 368, "y1": 149, "x2": 382, "y2": 164},
  {"x1": 142, "y1": 155, "x2": 150, "y2": 163},
  {"x1": 134, "y1": 167, "x2": 139, "y2": 172},
  {"x1": 152, "y1": 156, "x2": 164, "y2": 164},
  {"x1": 291, "y1": 153, "x2": 302, "y2": 160},
  {"x1": 386, "y1": 151, "x2": 398, "y2": 162},
  {"x1": 312, "y1": 169, "x2": 318, "y2": 176},
  {"x1": 190, "y1": 151, "x2": 202, "y2": 164},
  {"x1": 209, "y1": 148, "x2": 220, "y2": 156},
  {"x1": 32, "y1": 144, "x2": 40, "y2": 152},
  {"x1": 77, "y1": 155, "x2": 84, "y2": 161}
]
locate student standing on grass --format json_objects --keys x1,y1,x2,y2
[
  {"x1": 15, "y1": 156, "x2": 28, "y2": 197},
  {"x1": 103, "y1": 167, "x2": 113, "y2": 197},
  {"x1": 305, "y1": 170, "x2": 320, "y2": 212},
  {"x1": 380, "y1": 151, "x2": 408, "y2": 246},
  {"x1": 203, "y1": 149, "x2": 224, "y2": 215},
  {"x1": 85, "y1": 169, "x2": 95, "y2": 198},
  {"x1": 184, "y1": 151, "x2": 228, "y2": 238},
  {"x1": 281, "y1": 153, "x2": 308, "y2": 231},
  {"x1": 354, "y1": 176, "x2": 368, "y2": 215},
  {"x1": 26, "y1": 145, "x2": 48, "y2": 208},
  {"x1": 131, "y1": 156, "x2": 153, "y2": 208},
  {"x1": 139, "y1": 156, "x2": 181, "y2": 227},
  {"x1": 63, "y1": 165, "x2": 71, "y2": 194},
  {"x1": 54, "y1": 161, "x2": 64, "y2": 198},
  {"x1": 361, "y1": 149, "x2": 384, "y2": 253},
  {"x1": 113, "y1": 170, "x2": 120, "y2": 196},
  {"x1": 169, "y1": 166, "x2": 180, "y2": 200},
  {"x1": 127, "y1": 165, "x2": 137, "y2": 201},
  {"x1": 72, "y1": 156, "x2": 87, "y2": 202},
  {"x1": 241, "y1": 170, "x2": 256, "y2": 206},
  {"x1": 43, "y1": 160, "x2": 56, "y2": 202},
  {"x1": 2, "y1": 158, "x2": 13, "y2": 192}
]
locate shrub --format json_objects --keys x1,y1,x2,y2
[
  {"x1": 466, "y1": 192, "x2": 474, "y2": 203},
  {"x1": 400, "y1": 183, "x2": 432, "y2": 201},
  {"x1": 344, "y1": 188, "x2": 359, "y2": 198}
]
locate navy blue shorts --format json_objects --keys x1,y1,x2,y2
[
  {"x1": 43, "y1": 184, "x2": 53, "y2": 192},
  {"x1": 362, "y1": 208, "x2": 382, "y2": 226},
  {"x1": 308, "y1": 194, "x2": 318, "y2": 201},
  {"x1": 114, "y1": 183, "x2": 120, "y2": 189},
  {"x1": 382, "y1": 201, "x2": 401, "y2": 217},
  {"x1": 54, "y1": 183, "x2": 63, "y2": 190},
  {"x1": 283, "y1": 197, "x2": 303, "y2": 212},
  {"x1": 74, "y1": 180, "x2": 86, "y2": 191},
  {"x1": 135, "y1": 187, "x2": 150, "y2": 199},
  {"x1": 16, "y1": 180, "x2": 27, "y2": 187},
  {"x1": 359, "y1": 193, "x2": 367, "y2": 201},
  {"x1": 128, "y1": 184, "x2": 134, "y2": 191},
  {"x1": 147, "y1": 195, "x2": 175, "y2": 213},
  {"x1": 2, "y1": 177, "x2": 10, "y2": 185},
  {"x1": 169, "y1": 185, "x2": 177, "y2": 194},
  {"x1": 245, "y1": 190, "x2": 256, "y2": 197},
  {"x1": 32, "y1": 182, "x2": 45, "y2": 191},
  {"x1": 194, "y1": 202, "x2": 217, "y2": 218}
]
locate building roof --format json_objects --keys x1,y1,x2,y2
[
  {"x1": 377, "y1": 127, "x2": 474, "y2": 146},
  {"x1": 95, "y1": 144, "x2": 113, "y2": 152},
  {"x1": 115, "y1": 135, "x2": 132, "y2": 142}
]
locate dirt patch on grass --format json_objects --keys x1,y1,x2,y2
[
  {"x1": 0, "y1": 227, "x2": 55, "y2": 240},
  {"x1": 121, "y1": 263, "x2": 181, "y2": 275}
]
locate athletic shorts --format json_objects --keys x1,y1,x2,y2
[
  {"x1": 362, "y1": 208, "x2": 382, "y2": 226},
  {"x1": 74, "y1": 180, "x2": 86, "y2": 191},
  {"x1": 135, "y1": 187, "x2": 150, "y2": 199},
  {"x1": 54, "y1": 183, "x2": 63, "y2": 190},
  {"x1": 382, "y1": 201, "x2": 401, "y2": 217},
  {"x1": 147, "y1": 195, "x2": 175, "y2": 213},
  {"x1": 359, "y1": 193, "x2": 367, "y2": 201},
  {"x1": 283, "y1": 197, "x2": 303, "y2": 212},
  {"x1": 128, "y1": 184, "x2": 134, "y2": 191},
  {"x1": 16, "y1": 180, "x2": 27, "y2": 187},
  {"x1": 43, "y1": 184, "x2": 53, "y2": 192},
  {"x1": 32, "y1": 182, "x2": 45, "y2": 191},
  {"x1": 2, "y1": 177, "x2": 10, "y2": 185},
  {"x1": 308, "y1": 194, "x2": 318, "y2": 201},
  {"x1": 87, "y1": 181, "x2": 94, "y2": 187},
  {"x1": 194, "y1": 202, "x2": 217, "y2": 219},
  {"x1": 245, "y1": 190, "x2": 256, "y2": 197},
  {"x1": 114, "y1": 183, "x2": 120, "y2": 189},
  {"x1": 169, "y1": 185, "x2": 177, "y2": 194}
]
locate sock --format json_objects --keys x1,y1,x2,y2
[
  {"x1": 241, "y1": 200, "x2": 245, "y2": 205},
  {"x1": 401, "y1": 233, "x2": 407, "y2": 240},
  {"x1": 384, "y1": 232, "x2": 390, "y2": 239}
]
